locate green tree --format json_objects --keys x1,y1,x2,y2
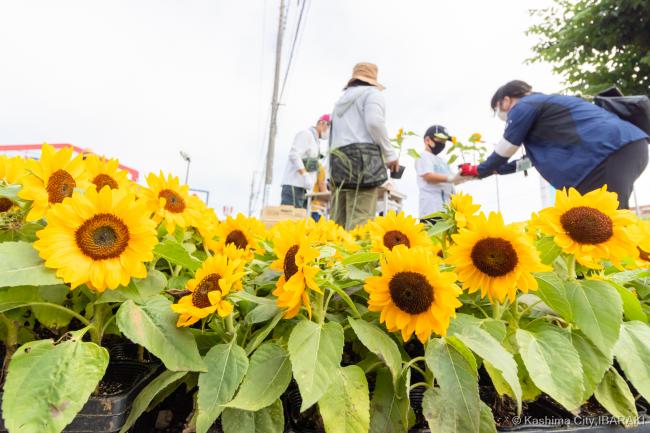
[{"x1": 527, "y1": 0, "x2": 650, "y2": 96}]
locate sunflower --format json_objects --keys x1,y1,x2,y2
[
  {"x1": 18, "y1": 144, "x2": 90, "y2": 221},
  {"x1": 84, "y1": 154, "x2": 131, "y2": 191},
  {"x1": 271, "y1": 222, "x2": 321, "y2": 319},
  {"x1": 531, "y1": 187, "x2": 638, "y2": 269},
  {"x1": 188, "y1": 194, "x2": 220, "y2": 240},
  {"x1": 171, "y1": 253, "x2": 244, "y2": 327},
  {"x1": 206, "y1": 213, "x2": 266, "y2": 255},
  {"x1": 33, "y1": 186, "x2": 158, "y2": 291},
  {"x1": 141, "y1": 171, "x2": 199, "y2": 234},
  {"x1": 364, "y1": 246, "x2": 461, "y2": 342},
  {"x1": 449, "y1": 192, "x2": 480, "y2": 229},
  {"x1": 447, "y1": 212, "x2": 548, "y2": 303},
  {"x1": 0, "y1": 155, "x2": 27, "y2": 184},
  {"x1": 367, "y1": 211, "x2": 432, "y2": 252},
  {"x1": 308, "y1": 218, "x2": 359, "y2": 253}
]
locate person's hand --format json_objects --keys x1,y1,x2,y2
[
  {"x1": 447, "y1": 172, "x2": 473, "y2": 185},
  {"x1": 386, "y1": 159, "x2": 400, "y2": 172},
  {"x1": 298, "y1": 168, "x2": 307, "y2": 175},
  {"x1": 459, "y1": 163, "x2": 480, "y2": 177},
  {"x1": 303, "y1": 173, "x2": 315, "y2": 191}
]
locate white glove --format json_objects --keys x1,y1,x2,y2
[
  {"x1": 447, "y1": 172, "x2": 472, "y2": 185},
  {"x1": 303, "y1": 173, "x2": 315, "y2": 191}
]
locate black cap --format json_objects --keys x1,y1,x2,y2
[{"x1": 424, "y1": 125, "x2": 451, "y2": 141}]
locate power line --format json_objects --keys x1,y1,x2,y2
[{"x1": 279, "y1": 0, "x2": 310, "y2": 101}]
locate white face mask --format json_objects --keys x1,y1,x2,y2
[{"x1": 496, "y1": 109, "x2": 508, "y2": 122}]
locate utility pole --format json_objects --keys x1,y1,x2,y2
[{"x1": 261, "y1": 0, "x2": 286, "y2": 208}]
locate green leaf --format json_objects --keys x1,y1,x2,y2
[
  {"x1": 479, "y1": 401, "x2": 497, "y2": 433},
  {"x1": 196, "y1": 341, "x2": 249, "y2": 433},
  {"x1": 226, "y1": 343, "x2": 292, "y2": 411},
  {"x1": 537, "y1": 276, "x2": 623, "y2": 358},
  {"x1": 535, "y1": 236, "x2": 562, "y2": 265},
  {"x1": 608, "y1": 280, "x2": 647, "y2": 323},
  {"x1": 119, "y1": 370, "x2": 188, "y2": 433},
  {"x1": 116, "y1": 296, "x2": 206, "y2": 372},
  {"x1": 369, "y1": 369, "x2": 409, "y2": 433},
  {"x1": 96, "y1": 270, "x2": 166, "y2": 304},
  {"x1": 154, "y1": 239, "x2": 201, "y2": 271},
  {"x1": 231, "y1": 291, "x2": 276, "y2": 305},
  {"x1": 288, "y1": 320, "x2": 344, "y2": 411},
  {"x1": 245, "y1": 303, "x2": 281, "y2": 325},
  {"x1": 614, "y1": 321, "x2": 650, "y2": 402},
  {"x1": 570, "y1": 330, "x2": 611, "y2": 401},
  {"x1": 407, "y1": 148, "x2": 421, "y2": 159},
  {"x1": 348, "y1": 318, "x2": 402, "y2": 386},
  {"x1": 426, "y1": 219, "x2": 454, "y2": 236},
  {"x1": 425, "y1": 337, "x2": 480, "y2": 433},
  {"x1": 32, "y1": 285, "x2": 72, "y2": 328},
  {"x1": 535, "y1": 272, "x2": 572, "y2": 318},
  {"x1": 448, "y1": 318, "x2": 522, "y2": 412},
  {"x1": 342, "y1": 252, "x2": 380, "y2": 266},
  {"x1": 319, "y1": 366, "x2": 370, "y2": 433},
  {"x1": 447, "y1": 154, "x2": 458, "y2": 165},
  {"x1": 2, "y1": 333, "x2": 109, "y2": 433},
  {"x1": 222, "y1": 399, "x2": 284, "y2": 433},
  {"x1": 515, "y1": 322, "x2": 584, "y2": 410},
  {"x1": 0, "y1": 241, "x2": 62, "y2": 287},
  {"x1": 515, "y1": 354, "x2": 541, "y2": 401},
  {"x1": 594, "y1": 368, "x2": 638, "y2": 426},
  {"x1": 245, "y1": 311, "x2": 283, "y2": 355},
  {"x1": 569, "y1": 280, "x2": 622, "y2": 357}
]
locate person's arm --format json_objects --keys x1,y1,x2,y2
[
  {"x1": 288, "y1": 131, "x2": 310, "y2": 175},
  {"x1": 364, "y1": 91, "x2": 398, "y2": 164},
  {"x1": 462, "y1": 102, "x2": 539, "y2": 178},
  {"x1": 422, "y1": 172, "x2": 453, "y2": 183}
]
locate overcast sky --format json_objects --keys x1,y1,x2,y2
[{"x1": 1, "y1": 1, "x2": 648, "y2": 222}]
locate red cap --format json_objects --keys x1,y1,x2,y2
[{"x1": 319, "y1": 114, "x2": 331, "y2": 123}]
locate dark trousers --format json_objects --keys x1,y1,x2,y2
[
  {"x1": 576, "y1": 139, "x2": 648, "y2": 209},
  {"x1": 280, "y1": 185, "x2": 307, "y2": 209}
]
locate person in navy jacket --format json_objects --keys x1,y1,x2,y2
[{"x1": 460, "y1": 80, "x2": 649, "y2": 208}]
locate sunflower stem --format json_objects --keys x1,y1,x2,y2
[
  {"x1": 12, "y1": 302, "x2": 92, "y2": 328},
  {"x1": 409, "y1": 382, "x2": 430, "y2": 391},
  {"x1": 565, "y1": 255, "x2": 576, "y2": 280},
  {"x1": 314, "y1": 291, "x2": 325, "y2": 325},
  {"x1": 492, "y1": 301, "x2": 504, "y2": 320},
  {"x1": 402, "y1": 356, "x2": 427, "y2": 374},
  {"x1": 225, "y1": 314, "x2": 236, "y2": 338}
]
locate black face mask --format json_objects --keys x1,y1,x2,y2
[{"x1": 428, "y1": 142, "x2": 446, "y2": 155}]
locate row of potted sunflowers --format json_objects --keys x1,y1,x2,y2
[{"x1": 0, "y1": 144, "x2": 649, "y2": 433}]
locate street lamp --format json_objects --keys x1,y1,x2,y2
[{"x1": 179, "y1": 151, "x2": 191, "y2": 185}]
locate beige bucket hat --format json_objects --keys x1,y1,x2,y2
[{"x1": 346, "y1": 62, "x2": 385, "y2": 90}]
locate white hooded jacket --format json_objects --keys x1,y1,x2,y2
[{"x1": 330, "y1": 86, "x2": 397, "y2": 163}]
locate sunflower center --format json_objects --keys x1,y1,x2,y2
[
  {"x1": 191, "y1": 273, "x2": 222, "y2": 309},
  {"x1": 225, "y1": 230, "x2": 248, "y2": 249},
  {"x1": 92, "y1": 174, "x2": 119, "y2": 190},
  {"x1": 383, "y1": 230, "x2": 411, "y2": 250},
  {"x1": 75, "y1": 213, "x2": 130, "y2": 260},
  {"x1": 388, "y1": 271, "x2": 434, "y2": 315},
  {"x1": 560, "y1": 206, "x2": 613, "y2": 244},
  {"x1": 46, "y1": 169, "x2": 76, "y2": 204},
  {"x1": 0, "y1": 197, "x2": 13, "y2": 212},
  {"x1": 283, "y1": 245, "x2": 300, "y2": 280},
  {"x1": 471, "y1": 237, "x2": 518, "y2": 277},
  {"x1": 158, "y1": 189, "x2": 186, "y2": 213}
]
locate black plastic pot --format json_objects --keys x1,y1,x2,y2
[
  {"x1": 0, "y1": 360, "x2": 159, "y2": 433},
  {"x1": 390, "y1": 165, "x2": 406, "y2": 179}
]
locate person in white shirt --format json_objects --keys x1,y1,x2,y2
[
  {"x1": 329, "y1": 62, "x2": 400, "y2": 230},
  {"x1": 280, "y1": 114, "x2": 331, "y2": 208},
  {"x1": 415, "y1": 125, "x2": 465, "y2": 221}
]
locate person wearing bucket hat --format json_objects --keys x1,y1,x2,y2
[
  {"x1": 415, "y1": 125, "x2": 468, "y2": 221},
  {"x1": 280, "y1": 114, "x2": 331, "y2": 209},
  {"x1": 328, "y1": 62, "x2": 400, "y2": 230}
]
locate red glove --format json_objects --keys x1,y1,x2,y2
[{"x1": 459, "y1": 163, "x2": 480, "y2": 177}]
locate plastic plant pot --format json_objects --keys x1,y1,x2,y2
[
  {"x1": 390, "y1": 165, "x2": 406, "y2": 179},
  {"x1": 0, "y1": 360, "x2": 160, "y2": 433}
]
